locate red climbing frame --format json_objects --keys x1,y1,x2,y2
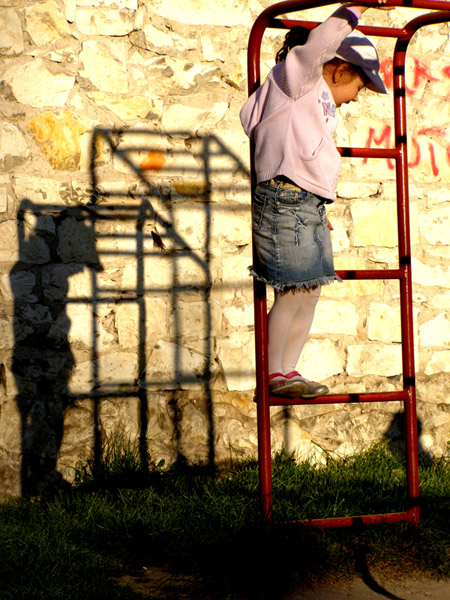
[{"x1": 247, "y1": 0, "x2": 450, "y2": 527}]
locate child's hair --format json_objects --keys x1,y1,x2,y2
[
  {"x1": 275, "y1": 26, "x2": 371, "y2": 87},
  {"x1": 275, "y1": 26, "x2": 310, "y2": 63}
]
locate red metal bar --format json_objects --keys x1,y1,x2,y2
[
  {"x1": 247, "y1": 0, "x2": 450, "y2": 529},
  {"x1": 270, "y1": 390, "x2": 409, "y2": 406},
  {"x1": 300, "y1": 509, "x2": 417, "y2": 529}
]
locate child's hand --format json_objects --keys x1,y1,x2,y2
[{"x1": 375, "y1": 0, "x2": 395, "y2": 10}]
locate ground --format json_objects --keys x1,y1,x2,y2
[{"x1": 119, "y1": 567, "x2": 450, "y2": 599}]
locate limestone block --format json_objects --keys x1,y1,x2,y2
[
  {"x1": 112, "y1": 132, "x2": 195, "y2": 178},
  {"x1": 425, "y1": 350, "x2": 450, "y2": 375},
  {"x1": 0, "y1": 122, "x2": 30, "y2": 171},
  {"x1": 56, "y1": 218, "x2": 99, "y2": 265},
  {"x1": 430, "y1": 290, "x2": 450, "y2": 309},
  {"x1": 143, "y1": 296, "x2": 172, "y2": 342},
  {"x1": 41, "y1": 264, "x2": 81, "y2": 302},
  {"x1": 419, "y1": 313, "x2": 450, "y2": 348},
  {"x1": 76, "y1": 0, "x2": 137, "y2": 6},
  {"x1": 0, "y1": 188, "x2": 6, "y2": 213},
  {"x1": 161, "y1": 102, "x2": 228, "y2": 138},
  {"x1": 68, "y1": 357, "x2": 94, "y2": 394},
  {"x1": 171, "y1": 61, "x2": 219, "y2": 91},
  {"x1": 56, "y1": 399, "x2": 96, "y2": 481},
  {"x1": 170, "y1": 254, "x2": 210, "y2": 288},
  {"x1": 327, "y1": 215, "x2": 350, "y2": 253},
  {"x1": 27, "y1": 112, "x2": 88, "y2": 171},
  {"x1": 96, "y1": 350, "x2": 139, "y2": 386},
  {"x1": 368, "y1": 303, "x2": 401, "y2": 342},
  {"x1": 141, "y1": 24, "x2": 197, "y2": 54},
  {"x1": 146, "y1": 392, "x2": 177, "y2": 465},
  {"x1": 0, "y1": 8, "x2": 24, "y2": 56},
  {"x1": 3, "y1": 59, "x2": 75, "y2": 108},
  {"x1": 0, "y1": 221, "x2": 19, "y2": 262},
  {"x1": 173, "y1": 300, "x2": 211, "y2": 342},
  {"x1": 216, "y1": 331, "x2": 255, "y2": 391},
  {"x1": 427, "y1": 188, "x2": 450, "y2": 205},
  {"x1": 67, "y1": 267, "x2": 93, "y2": 299},
  {"x1": 222, "y1": 303, "x2": 254, "y2": 330},
  {"x1": 98, "y1": 397, "x2": 140, "y2": 442},
  {"x1": 25, "y1": 1, "x2": 70, "y2": 46},
  {"x1": 121, "y1": 257, "x2": 173, "y2": 290},
  {"x1": 351, "y1": 199, "x2": 418, "y2": 247},
  {"x1": 201, "y1": 34, "x2": 224, "y2": 63},
  {"x1": 336, "y1": 182, "x2": 380, "y2": 199},
  {"x1": 419, "y1": 204, "x2": 450, "y2": 246},
  {"x1": 171, "y1": 203, "x2": 208, "y2": 251},
  {"x1": 150, "y1": 0, "x2": 254, "y2": 26},
  {"x1": 412, "y1": 257, "x2": 450, "y2": 289},
  {"x1": 79, "y1": 40, "x2": 128, "y2": 94},
  {"x1": 66, "y1": 303, "x2": 93, "y2": 347},
  {"x1": 75, "y1": 6, "x2": 138, "y2": 36},
  {"x1": 87, "y1": 93, "x2": 158, "y2": 120},
  {"x1": 8, "y1": 271, "x2": 37, "y2": 303},
  {"x1": 178, "y1": 402, "x2": 209, "y2": 461},
  {"x1": 115, "y1": 302, "x2": 140, "y2": 348},
  {"x1": 13, "y1": 177, "x2": 67, "y2": 210},
  {"x1": 311, "y1": 300, "x2": 358, "y2": 336},
  {"x1": 143, "y1": 340, "x2": 208, "y2": 390},
  {"x1": 346, "y1": 344, "x2": 402, "y2": 377},
  {"x1": 0, "y1": 319, "x2": 14, "y2": 350},
  {"x1": 298, "y1": 338, "x2": 344, "y2": 381},
  {"x1": 211, "y1": 208, "x2": 251, "y2": 248},
  {"x1": 221, "y1": 254, "x2": 252, "y2": 288}
]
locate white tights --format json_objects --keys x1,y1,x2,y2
[{"x1": 268, "y1": 286, "x2": 321, "y2": 375}]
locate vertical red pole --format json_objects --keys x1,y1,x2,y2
[
  {"x1": 247, "y1": 21, "x2": 274, "y2": 524},
  {"x1": 254, "y1": 280, "x2": 273, "y2": 525},
  {"x1": 393, "y1": 35, "x2": 420, "y2": 523}
]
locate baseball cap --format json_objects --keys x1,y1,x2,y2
[{"x1": 336, "y1": 30, "x2": 387, "y2": 94}]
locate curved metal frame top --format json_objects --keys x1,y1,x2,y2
[{"x1": 246, "y1": 0, "x2": 450, "y2": 526}]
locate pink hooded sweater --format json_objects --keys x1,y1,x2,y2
[{"x1": 240, "y1": 6, "x2": 360, "y2": 202}]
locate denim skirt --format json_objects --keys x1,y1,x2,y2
[{"x1": 250, "y1": 179, "x2": 341, "y2": 291}]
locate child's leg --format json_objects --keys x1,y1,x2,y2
[
  {"x1": 281, "y1": 286, "x2": 320, "y2": 373},
  {"x1": 268, "y1": 286, "x2": 320, "y2": 375}
]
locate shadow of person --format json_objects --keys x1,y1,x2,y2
[
  {"x1": 10, "y1": 199, "x2": 101, "y2": 496},
  {"x1": 384, "y1": 411, "x2": 430, "y2": 465}
]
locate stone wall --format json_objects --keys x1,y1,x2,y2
[{"x1": 1, "y1": 0, "x2": 449, "y2": 499}]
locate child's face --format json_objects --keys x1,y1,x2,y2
[{"x1": 331, "y1": 74, "x2": 366, "y2": 107}]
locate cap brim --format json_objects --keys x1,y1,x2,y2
[{"x1": 365, "y1": 70, "x2": 388, "y2": 94}]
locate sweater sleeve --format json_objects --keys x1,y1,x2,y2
[{"x1": 272, "y1": 5, "x2": 359, "y2": 100}]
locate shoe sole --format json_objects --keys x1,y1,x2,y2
[
  {"x1": 269, "y1": 381, "x2": 309, "y2": 397},
  {"x1": 299, "y1": 388, "x2": 329, "y2": 399}
]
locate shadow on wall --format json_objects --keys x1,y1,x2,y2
[{"x1": 10, "y1": 127, "x2": 251, "y2": 496}]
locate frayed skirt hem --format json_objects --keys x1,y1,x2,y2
[{"x1": 249, "y1": 268, "x2": 342, "y2": 291}]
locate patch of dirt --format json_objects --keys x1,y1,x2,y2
[
  {"x1": 295, "y1": 574, "x2": 450, "y2": 599},
  {"x1": 118, "y1": 566, "x2": 450, "y2": 600}
]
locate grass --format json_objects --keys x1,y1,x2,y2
[{"x1": 0, "y1": 437, "x2": 449, "y2": 600}]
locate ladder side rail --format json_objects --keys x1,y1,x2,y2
[{"x1": 247, "y1": 18, "x2": 274, "y2": 525}]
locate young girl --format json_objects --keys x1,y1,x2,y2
[{"x1": 240, "y1": 2, "x2": 391, "y2": 398}]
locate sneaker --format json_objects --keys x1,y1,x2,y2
[
  {"x1": 285, "y1": 371, "x2": 329, "y2": 399},
  {"x1": 268, "y1": 371, "x2": 308, "y2": 398}
]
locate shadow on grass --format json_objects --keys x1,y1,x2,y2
[{"x1": 1, "y1": 442, "x2": 450, "y2": 600}]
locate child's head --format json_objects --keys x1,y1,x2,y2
[
  {"x1": 276, "y1": 27, "x2": 387, "y2": 106},
  {"x1": 335, "y1": 30, "x2": 387, "y2": 95}
]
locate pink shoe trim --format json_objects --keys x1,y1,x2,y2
[
  {"x1": 269, "y1": 372, "x2": 285, "y2": 381},
  {"x1": 284, "y1": 371, "x2": 301, "y2": 380}
]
